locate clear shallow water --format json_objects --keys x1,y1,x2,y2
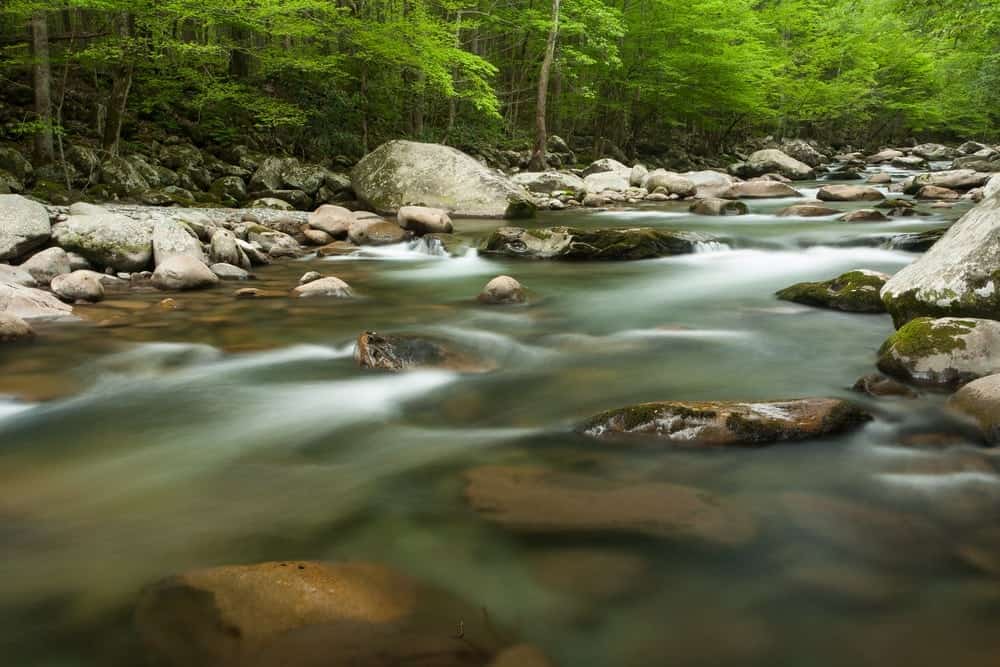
[{"x1": 2, "y1": 173, "x2": 999, "y2": 667}]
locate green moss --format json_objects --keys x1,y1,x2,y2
[
  {"x1": 776, "y1": 270, "x2": 886, "y2": 313},
  {"x1": 878, "y1": 317, "x2": 975, "y2": 358}
]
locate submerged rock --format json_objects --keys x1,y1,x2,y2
[
  {"x1": 885, "y1": 228, "x2": 946, "y2": 253},
  {"x1": 352, "y1": 140, "x2": 535, "y2": 218},
  {"x1": 354, "y1": 331, "x2": 490, "y2": 372},
  {"x1": 478, "y1": 275, "x2": 525, "y2": 305},
  {"x1": 0, "y1": 311, "x2": 33, "y2": 342},
  {"x1": 852, "y1": 373, "x2": 918, "y2": 399},
  {"x1": 877, "y1": 317, "x2": 1000, "y2": 388},
  {"x1": 463, "y1": 465, "x2": 757, "y2": 546},
  {"x1": 135, "y1": 560, "x2": 508, "y2": 667},
  {"x1": 880, "y1": 191, "x2": 1000, "y2": 326},
  {"x1": 776, "y1": 270, "x2": 889, "y2": 313},
  {"x1": 690, "y1": 198, "x2": 748, "y2": 216},
  {"x1": 948, "y1": 374, "x2": 1000, "y2": 444},
  {"x1": 580, "y1": 398, "x2": 869, "y2": 447},
  {"x1": 817, "y1": 185, "x2": 885, "y2": 202},
  {"x1": 0, "y1": 194, "x2": 51, "y2": 261},
  {"x1": 479, "y1": 226, "x2": 711, "y2": 260}
]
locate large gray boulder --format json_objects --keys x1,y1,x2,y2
[
  {"x1": 52, "y1": 211, "x2": 153, "y2": 272},
  {"x1": 151, "y1": 256, "x2": 219, "y2": 291},
  {"x1": 877, "y1": 317, "x2": 1000, "y2": 387},
  {"x1": 0, "y1": 281, "x2": 73, "y2": 319},
  {"x1": 100, "y1": 155, "x2": 151, "y2": 195},
  {"x1": 0, "y1": 194, "x2": 51, "y2": 261},
  {"x1": 904, "y1": 169, "x2": 990, "y2": 194},
  {"x1": 781, "y1": 140, "x2": 826, "y2": 167},
  {"x1": 581, "y1": 158, "x2": 630, "y2": 179},
  {"x1": 209, "y1": 229, "x2": 250, "y2": 270},
  {"x1": 881, "y1": 190, "x2": 1000, "y2": 326},
  {"x1": 152, "y1": 219, "x2": 205, "y2": 266},
  {"x1": 51, "y1": 270, "x2": 105, "y2": 303},
  {"x1": 351, "y1": 140, "x2": 535, "y2": 218},
  {"x1": 736, "y1": 149, "x2": 815, "y2": 180},
  {"x1": 718, "y1": 181, "x2": 802, "y2": 199},
  {"x1": 643, "y1": 170, "x2": 696, "y2": 197},
  {"x1": 19, "y1": 247, "x2": 70, "y2": 285},
  {"x1": 583, "y1": 170, "x2": 629, "y2": 193}
]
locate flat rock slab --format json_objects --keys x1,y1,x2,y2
[
  {"x1": 480, "y1": 226, "x2": 712, "y2": 260},
  {"x1": 580, "y1": 398, "x2": 870, "y2": 447},
  {"x1": 463, "y1": 465, "x2": 758, "y2": 546}
]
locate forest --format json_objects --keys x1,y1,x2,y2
[{"x1": 1, "y1": 0, "x2": 998, "y2": 167}]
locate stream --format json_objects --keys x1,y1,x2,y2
[{"x1": 2, "y1": 167, "x2": 999, "y2": 666}]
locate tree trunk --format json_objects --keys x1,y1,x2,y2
[
  {"x1": 528, "y1": 0, "x2": 560, "y2": 171},
  {"x1": 31, "y1": 11, "x2": 55, "y2": 166},
  {"x1": 102, "y1": 13, "x2": 133, "y2": 155}
]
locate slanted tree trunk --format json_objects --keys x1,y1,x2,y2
[
  {"x1": 528, "y1": 0, "x2": 560, "y2": 171},
  {"x1": 102, "y1": 12, "x2": 134, "y2": 155},
  {"x1": 31, "y1": 10, "x2": 55, "y2": 166}
]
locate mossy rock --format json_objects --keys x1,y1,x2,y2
[
  {"x1": 876, "y1": 317, "x2": 1000, "y2": 388},
  {"x1": 479, "y1": 226, "x2": 713, "y2": 260},
  {"x1": 580, "y1": 398, "x2": 870, "y2": 447},
  {"x1": 776, "y1": 269, "x2": 889, "y2": 313}
]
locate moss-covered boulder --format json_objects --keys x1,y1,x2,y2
[
  {"x1": 352, "y1": 140, "x2": 535, "y2": 218},
  {"x1": 479, "y1": 226, "x2": 711, "y2": 260},
  {"x1": 135, "y1": 561, "x2": 510, "y2": 667},
  {"x1": 463, "y1": 465, "x2": 758, "y2": 546},
  {"x1": 877, "y1": 317, "x2": 1000, "y2": 388},
  {"x1": 51, "y1": 209, "x2": 153, "y2": 272},
  {"x1": 580, "y1": 398, "x2": 869, "y2": 447},
  {"x1": 880, "y1": 190, "x2": 1000, "y2": 326},
  {"x1": 776, "y1": 269, "x2": 889, "y2": 313},
  {"x1": 948, "y1": 373, "x2": 1000, "y2": 444}
]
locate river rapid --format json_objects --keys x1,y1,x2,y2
[{"x1": 2, "y1": 167, "x2": 999, "y2": 666}]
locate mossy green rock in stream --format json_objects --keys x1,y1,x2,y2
[
  {"x1": 351, "y1": 140, "x2": 535, "y2": 218},
  {"x1": 776, "y1": 269, "x2": 890, "y2": 313},
  {"x1": 135, "y1": 561, "x2": 510, "y2": 667},
  {"x1": 881, "y1": 190, "x2": 1000, "y2": 326},
  {"x1": 480, "y1": 226, "x2": 712, "y2": 260},
  {"x1": 877, "y1": 317, "x2": 1000, "y2": 388},
  {"x1": 580, "y1": 398, "x2": 870, "y2": 447}
]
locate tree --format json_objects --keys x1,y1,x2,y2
[
  {"x1": 29, "y1": 9, "x2": 53, "y2": 164},
  {"x1": 529, "y1": 0, "x2": 560, "y2": 170}
]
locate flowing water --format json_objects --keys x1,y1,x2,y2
[{"x1": 2, "y1": 169, "x2": 999, "y2": 666}]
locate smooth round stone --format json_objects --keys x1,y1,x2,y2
[{"x1": 478, "y1": 275, "x2": 525, "y2": 305}]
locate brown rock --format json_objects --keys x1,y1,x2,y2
[
  {"x1": 354, "y1": 331, "x2": 492, "y2": 372},
  {"x1": 478, "y1": 275, "x2": 525, "y2": 305},
  {"x1": 817, "y1": 185, "x2": 885, "y2": 202},
  {"x1": 0, "y1": 311, "x2": 33, "y2": 342},
  {"x1": 838, "y1": 209, "x2": 888, "y2": 223},
  {"x1": 851, "y1": 373, "x2": 917, "y2": 399},
  {"x1": 778, "y1": 203, "x2": 840, "y2": 217}
]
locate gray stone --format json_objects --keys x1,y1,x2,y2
[
  {"x1": 948, "y1": 374, "x2": 1000, "y2": 444},
  {"x1": 152, "y1": 219, "x2": 205, "y2": 266},
  {"x1": 0, "y1": 311, "x2": 33, "y2": 342},
  {"x1": 739, "y1": 149, "x2": 815, "y2": 180},
  {"x1": 308, "y1": 205, "x2": 354, "y2": 238},
  {"x1": 0, "y1": 281, "x2": 73, "y2": 319},
  {"x1": 718, "y1": 181, "x2": 802, "y2": 199},
  {"x1": 0, "y1": 194, "x2": 51, "y2": 261},
  {"x1": 293, "y1": 276, "x2": 353, "y2": 298},
  {"x1": 50, "y1": 270, "x2": 104, "y2": 302},
  {"x1": 480, "y1": 226, "x2": 712, "y2": 260},
  {"x1": 643, "y1": 170, "x2": 696, "y2": 197},
  {"x1": 52, "y1": 212, "x2": 153, "y2": 272},
  {"x1": 209, "y1": 263, "x2": 252, "y2": 280},
  {"x1": 0, "y1": 263, "x2": 38, "y2": 287},
  {"x1": 878, "y1": 317, "x2": 1000, "y2": 387},
  {"x1": 209, "y1": 229, "x2": 250, "y2": 270},
  {"x1": 397, "y1": 206, "x2": 453, "y2": 235},
  {"x1": 478, "y1": 275, "x2": 525, "y2": 304},
  {"x1": 152, "y1": 256, "x2": 219, "y2": 291},
  {"x1": 19, "y1": 247, "x2": 71, "y2": 285},
  {"x1": 511, "y1": 171, "x2": 586, "y2": 196},
  {"x1": 817, "y1": 185, "x2": 885, "y2": 202}
]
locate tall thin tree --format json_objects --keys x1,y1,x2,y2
[
  {"x1": 30, "y1": 10, "x2": 55, "y2": 165},
  {"x1": 528, "y1": 0, "x2": 560, "y2": 171}
]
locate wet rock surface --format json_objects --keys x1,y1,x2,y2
[
  {"x1": 354, "y1": 331, "x2": 492, "y2": 372},
  {"x1": 877, "y1": 317, "x2": 1000, "y2": 388},
  {"x1": 479, "y1": 226, "x2": 712, "y2": 260},
  {"x1": 776, "y1": 270, "x2": 889, "y2": 313}
]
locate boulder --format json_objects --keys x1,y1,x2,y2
[
  {"x1": 209, "y1": 229, "x2": 250, "y2": 270},
  {"x1": 0, "y1": 263, "x2": 38, "y2": 287},
  {"x1": 629, "y1": 164, "x2": 649, "y2": 187},
  {"x1": 248, "y1": 156, "x2": 294, "y2": 192},
  {"x1": 479, "y1": 226, "x2": 712, "y2": 260},
  {"x1": 209, "y1": 176, "x2": 247, "y2": 204},
  {"x1": 135, "y1": 560, "x2": 508, "y2": 667},
  {"x1": 0, "y1": 147, "x2": 32, "y2": 182},
  {"x1": 904, "y1": 170, "x2": 990, "y2": 194},
  {"x1": 886, "y1": 228, "x2": 946, "y2": 253},
  {"x1": 838, "y1": 209, "x2": 888, "y2": 223},
  {"x1": 916, "y1": 185, "x2": 960, "y2": 200},
  {"x1": 817, "y1": 185, "x2": 885, "y2": 202},
  {"x1": 867, "y1": 148, "x2": 904, "y2": 164},
  {"x1": 583, "y1": 171, "x2": 629, "y2": 193},
  {"x1": 209, "y1": 263, "x2": 252, "y2": 281},
  {"x1": 958, "y1": 141, "x2": 990, "y2": 156},
  {"x1": 510, "y1": 171, "x2": 586, "y2": 196},
  {"x1": 293, "y1": 276, "x2": 353, "y2": 298},
  {"x1": 248, "y1": 227, "x2": 301, "y2": 257},
  {"x1": 151, "y1": 256, "x2": 219, "y2": 291},
  {"x1": 0, "y1": 281, "x2": 73, "y2": 319},
  {"x1": 18, "y1": 247, "x2": 70, "y2": 285},
  {"x1": 852, "y1": 373, "x2": 918, "y2": 399},
  {"x1": 910, "y1": 143, "x2": 954, "y2": 161},
  {"x1": 738, "y1": 149, "x2": 815, "y2": 180},
  {"x1": 100, "y1": 155, "x2": 151, "y2": 195},
  {"x1": 891, "y1": 155, "x2": 927, "y2": 169},
  {"x1": 249, "y1": 197, "x2": 295, "y2": 211},
  {"x1": 351, "y1": 220, "x2": 407, "y2": 246},
  {"x1": 0, "y1": 194, "x2": 51, "y2": 261},
  {"x1": 315, "y1": 241, "x2": 358, "y2": 257},
  {"x1": 397, "y1": 206, "x2": 453, "y2": 235},
  {"x1": 303, "y1": 229, "x2": 332, "y2": 246},
  {"x1": 880, "y1": 192, "x2": 1000, "y2": 325},
  {"x1": 351, "y1": 140, "x2": 535, "y2": 218},
  {"x1": 580, "y1": 398, "x2": 869, "y2": 447},
  {"x1": 462, "y1": 465, "x2": 757, "y2": 546},
  {"x1": 158, "y1": 143, "x2": 204, "y2": 170},
  {"x1": 781, "y1": 140, "x2": 825, "y2": 167},
  {"x1": 581, "y1": 158, "x2": 630, "y2": 178},
  {"x1": 308, "y1": 205, "x2": 354, "y2": 238},
  {"x1": 0, "y1": 311, "x2": 33, "y2": 342},
  {"x1": 867, "y1": 173, "x2": 892, "y2": 185},
  {"x1": 52, "y1": 211, "x2": 153, "y2": 272},
  {"x1": 877, "y1": 317, "x2": 1000, "y2": 387},
  {"x1": 643, "y1": 170, "x2": 696, "y2": 197},
  {"x1": 690, "y1": 198, "x2": 748, "y2": 216},
  {"x1": 50, "y1": 270, "x2": 104, "y2": 303},
  {"x1": 354, "y1": 331, "x2": 490, "y2": 372},
  {"x1": 298, "y1": 271, "x2": 323, "y2": 285},
  {"x1": 948, "y1": 374, "x2": 1000, "y2": 444},
  {"x1": 683, "y1": 170, "x2": 735, "y2": 197},
  {"x1": 252, "y1": 189, "x2": 312, "y2": 211},
  {"x1": 235, "y1": 239, "x2": 270, "y2": 266},
  {"x1": 778, "y1": 203, "x2": 840, "y2": 217},
  {"x1": 776, "y1": 270, "x2": 889, "y2": 313},
  {"x1": 478, "y1": 275, "x2": 525, "y2": 305},
  {"x1": 152, "y1": 219, "x2": 205, "y2": 266},
  {"x1": 718, "y1": 181, "x2": 802, "y2": 199}
]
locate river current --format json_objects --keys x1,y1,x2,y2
[{"x1": 2, "y1": 167, "x2": 999, "y2": 666}]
